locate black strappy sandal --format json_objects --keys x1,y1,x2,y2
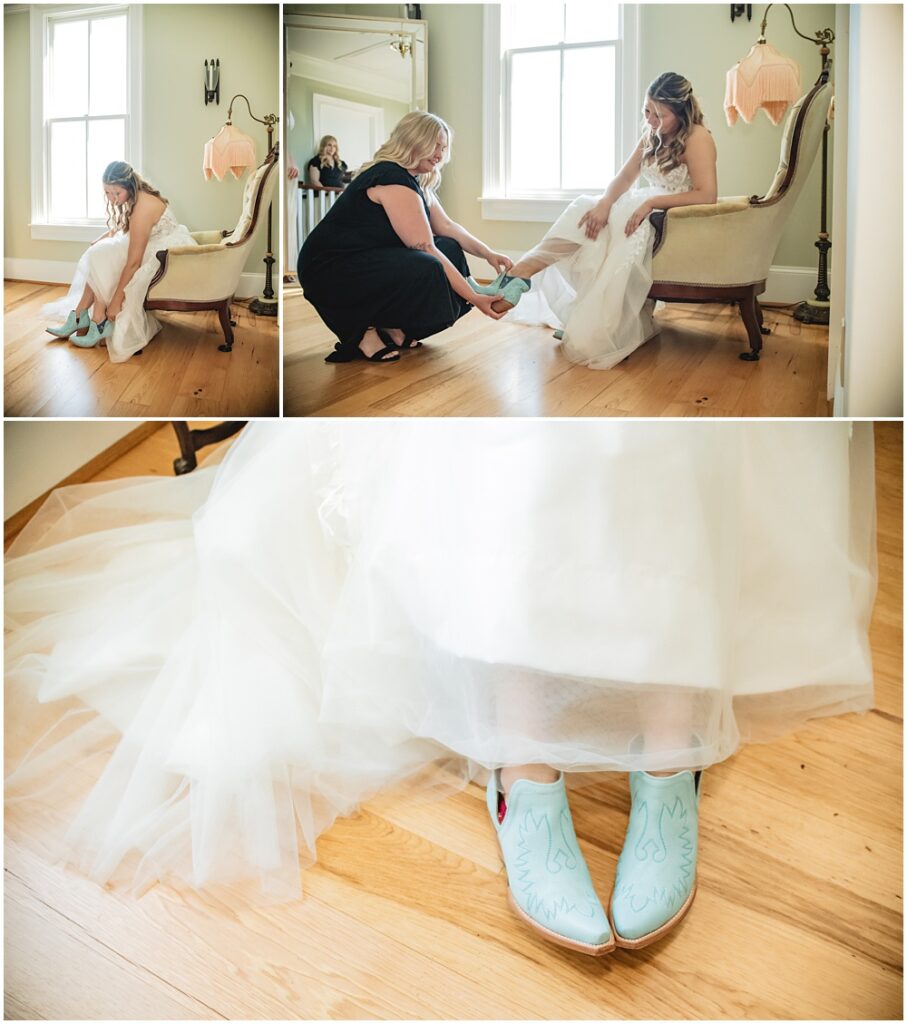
[
  {"x1": 376, "y1": 328, "x2": 422, "y2": 351},
  {"x1": 324, "y1": 330, "x2": 401, "y2": 364}
]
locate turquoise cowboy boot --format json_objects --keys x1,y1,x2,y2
[
  {"x1": 47, "y1": 308, "x2": 90, "y2": 339},
  {"x1": 467, "y1": 272, "x2": 531, "y2": 308},
  {"x1": 71, "y1": 318, "x2": 114, "y2": 349},
  {"x1": 487, "y1": 770, "x2": 615, "y2": 956},
  {"x1": 610, "y1": 769, "x2": 702, "y2": 948}
]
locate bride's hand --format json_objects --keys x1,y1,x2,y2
[
  {"x1": 485, "y1": 251, "x2": 513, "y2": 275},
  {"x1": 470, "y1": 292, "x2": 507, "y2": 320},
  {"x1": 578, "y1": 204, "x2": 610, "y2": 240},
  {"x1": 625, "y1": 200, "x2": 654, "y2": 236},
  {"x1": 107, "y1": 295, "x2": 123, "y2": 319}
]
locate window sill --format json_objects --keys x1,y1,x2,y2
[
  {"x1": 30, "y1": 222, "x2": 106, "y2": 243},
  {"x1": 480, "y1": 196, "x2": 585, "y2": 222}
]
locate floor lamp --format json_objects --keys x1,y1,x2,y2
[
  {"x1": 203, "y1": 94, "x2": 279, "y2": 317},
  {"x1": 726, "y1": 3, "x2": 835, "y2": 324}
]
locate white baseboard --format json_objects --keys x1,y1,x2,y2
[
  {"x1": 5, "y1": 258, "x2": 265, "y2": 301},
  {"x1": 465, "y1": 253, "x2": 817, "y2": 306},
  {"x1": 762, "y1": 266, "x2": 819, "y2": 305},
  {"x1": 4, "y1": 257, "x2": 74, "y2": 284}
]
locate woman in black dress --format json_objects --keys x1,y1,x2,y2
[
  {"x1": 298, "y1": 112, "x2": 511, "y2": 362},
  {"x1": 306, "y1": 135, "x2": 348, "y2": 189}
]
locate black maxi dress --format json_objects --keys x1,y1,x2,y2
[{"x1": 298, "y1": 161, "x2": 473, "y2": 354}]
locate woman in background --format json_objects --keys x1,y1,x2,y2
[{"x1": 306, "y1": 135, "x2": 348, "y2": 188}]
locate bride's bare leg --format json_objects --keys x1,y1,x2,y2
[
  {"x1": 76, "y1": 284, "x2": 95, "y2": 314},
  {"x1": 501, "y1": 763, "x2": 559, "y2": 795},
  {"x1": 642, "y1": 690, "x2": 696, "y2": 776},
  {"x1": 92, "y1": 298, "x2": 108, "y2": 323},
  {"x1": 492, "y1": 236, "x2": 584, "y2": 312}
]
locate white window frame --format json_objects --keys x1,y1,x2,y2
[
  {"x1": 481, "y1": 3, "x2": 639, "y2": 222},
  {"x1": 30, "y1": 3, "x2": 143, "y2": 242}
]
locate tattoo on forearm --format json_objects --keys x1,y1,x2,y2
[{"x1": 408, "y1": 241, "x2": 432, "y2": 252}]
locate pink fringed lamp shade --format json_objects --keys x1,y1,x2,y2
[
  {"x1": 203, "y1": 123, "x2": 257, "y2": 181},
  {"x1": 725, "y1": 42, "x2": 801, "y2": 126}
]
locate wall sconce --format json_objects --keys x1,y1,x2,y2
[
  {"x1": 204, "y1": 59, "x2": 220, "y2": 105},
  {"x1": 730, "y1": 5, "x2": 753, "y2": 22}
]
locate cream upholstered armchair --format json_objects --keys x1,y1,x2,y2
[
  {"x1": 649, "y1": 73, "x2": 832, "y2": 361},
  {"x1": 144, "y1": 147, "x2": 279, "y2": 352}
]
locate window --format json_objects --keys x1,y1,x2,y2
[
  {"x1": 30, "y1": 4, "x2": 143, "y2": 241},
  {"x1": 482, "y1": 2, "x2": 638, "y2": 221}
]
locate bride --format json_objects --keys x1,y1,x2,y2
[
  {"x1": 6, "y1": 421, "x2": 876, "y2": 952},
  {"x1": 43, "y1": 161, "x2": 197, "y2": 362},
  {"x1": 473, "y1": 72, "x2": 717, "y2": 369}
]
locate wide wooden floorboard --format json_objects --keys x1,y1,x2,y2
[
  {"x1": 4, "y1": 282, "x2": 279, "y2": 417},
  {"x1": 284, "y1": 292, "x2": 831, "y2": 418},
  {"x1": 4, "y1": 424, "x2": 900, "y2": 1019}
]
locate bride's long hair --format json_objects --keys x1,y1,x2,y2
[
  {"x1": 102, "y1": 162, "x2": 167, "y2": 234},
  {"x1": 641, "y1": 72, "x2": 705, "y2": 173},
  {"x1": 353, "y1": 111, "x2": 452, "y2": 200}
]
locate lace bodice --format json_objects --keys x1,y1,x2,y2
[
  {"x1": 639, "y1": 159, "x2": 693, "y2": 194},
  {"x1": 149, "y1": 205, "x2": 182, "y2": 241}
]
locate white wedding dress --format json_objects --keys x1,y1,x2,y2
[
  {"x1": 43, "y1": 205, "x2": 197, "y2": 362},
  {"x1": 507, "y1": 159, "x2": 696, "y2": 369},
  {"x1": 5, "y1": 421, "x2": 877, "y2": 898}
]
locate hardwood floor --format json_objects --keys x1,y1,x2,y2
[
  {"x1": 4, "y1": 281, "x2": 280, "y2": 417},
  {"x1": 4, "y1": 423, "x2": 901, "y2": 1020},
  {"x1": 284, "y1": 289, "x2": 832, "y2": 418}
]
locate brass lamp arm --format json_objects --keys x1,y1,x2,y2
[
  {"x1": 758, "y1": 3, "x2": 835, "y2": 48},
  {"x1": 226, "y1": 93, "x2": 278, "y2": 130}
]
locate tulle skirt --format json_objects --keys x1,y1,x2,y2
[
  {"x1": 5, "y1": 421, "x2": 877, "y2": 898},
  {"x1": 42, "y1": 220, "x2": 196, "y2": 362},
  {"x1": 507, "y1": 187, "x2": 667, "y2": 369}
]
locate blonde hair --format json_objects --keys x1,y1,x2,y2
[
  {"x1": 641, "y1": 72, "x2": 705, "y2": 173},
  {"x1": 102, "y1": 161, "x2": 166, "y2": 234},
  {"x1": 354, "y1": 111, "x2": 452, "y2": 200},
  {"x1": 316, "y1": 135, "x2": 343, "y2": 169}
]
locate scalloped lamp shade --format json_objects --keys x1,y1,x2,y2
[
  {"x1": 203, "y1": 123, "x2": 257, "y2": 181},
  {"x1": 725, "y1": 42, "x2": 802, "y2": 126}
]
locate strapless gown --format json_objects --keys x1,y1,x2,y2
[
  {"x1": 43, "y1": 205, "x2": 197, "y2": 362},
  {"x1": 5, "y1": 421, "x2": 877, "y2": 898}
]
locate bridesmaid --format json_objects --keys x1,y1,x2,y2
[{"x1": 298, "y1": 111, "x2": 510, "y2": 363}]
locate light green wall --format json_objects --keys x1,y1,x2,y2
[
  {"x1": 287, "y1": 75, "x2": 409, "y2": 170},
  {"x1": 5, "y1": 4, "x2": 279, "y2": 271},
  {"x1": 423, "y1": 3, "x2": 834, "y2": 268},
  {"x1": 638, "y1": 4, "x2": 834, "y2": 268}
]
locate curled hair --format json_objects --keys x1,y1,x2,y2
[
  {"x1": 101, "y1": 161, "x2": 167, "y2": 234},
  {"x1": 353, "y1": 111, "x2": 451, "y2": 202},
  {"x1": 315, "y1": 135, "x2": 343, "y2": 169},
  {"x1": 641, "y1": 72, "x2": 705, "y2": 173}
]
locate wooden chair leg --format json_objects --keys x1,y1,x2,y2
[
  {"x1": 172, "y1": 421, "x2": 197, "y2": 475},
  {"x1": 171, "y1": 421, "x2": 247, "y2": 475},
  {"x1": 755, "y1": 297, "x2": 772, "y2": 335},
  {"x1": 738, "y1": 290, "x2": 763, "y2": 361},
  {"x1": 217, "y1": 301, "x2": 235, "y2": 353}
]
